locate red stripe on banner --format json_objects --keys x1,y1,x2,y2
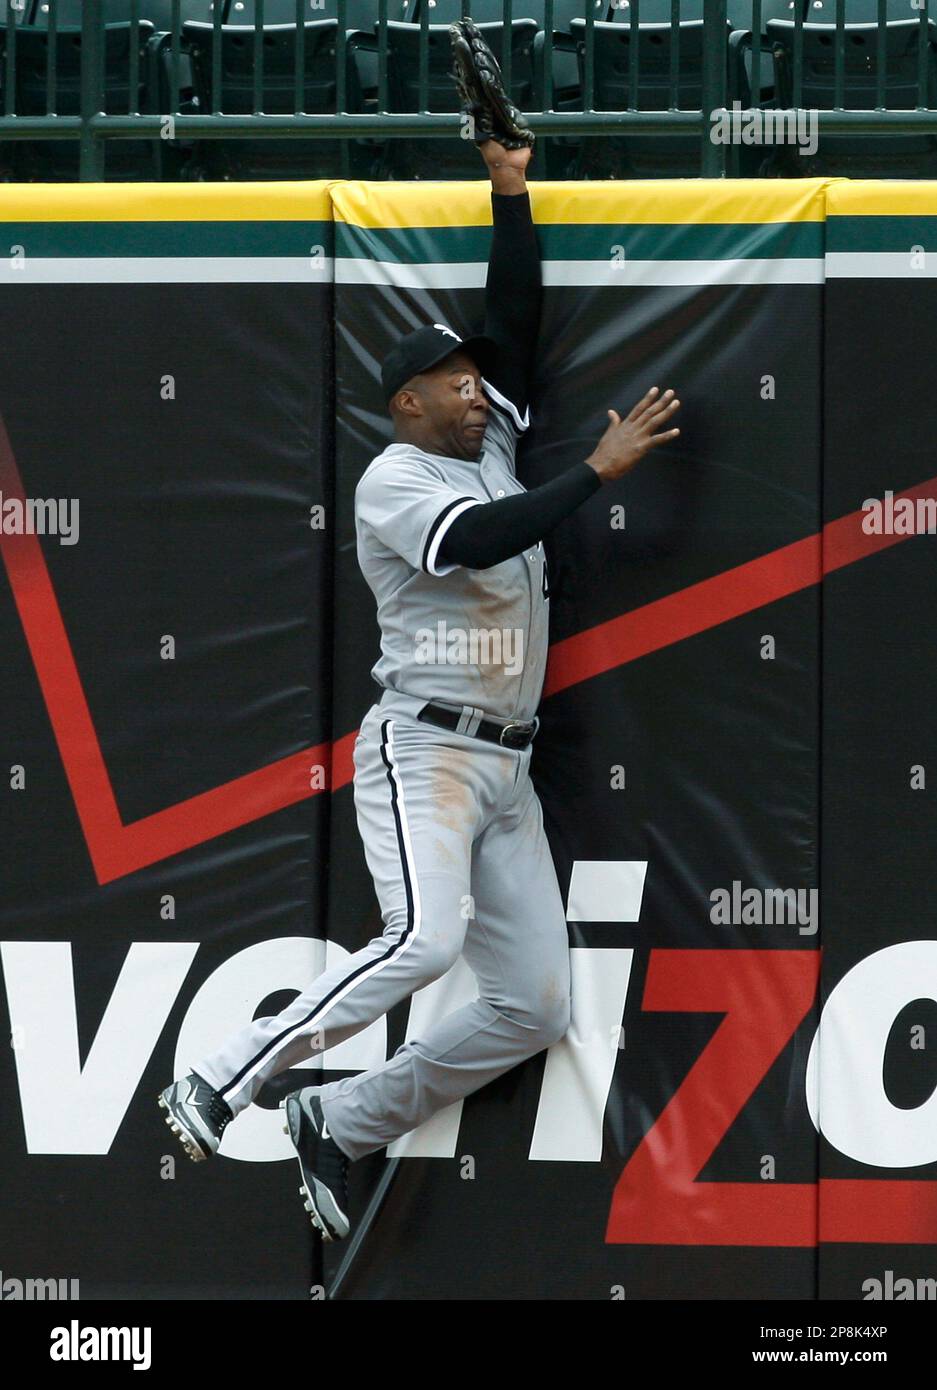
[
  {"x1": 819, "y1": 1179, "x2": 937, "y2": 1244},
  {"x1": 0, "y1": 416, "x2": 356, "y2": 883},
  {"x1": 2, "y1": 410, "x2": 935, "y2": 884},
  {"x1": 0, "y1": 416, "x2": 126, "y2": 868},
  {"x1": 821, "y1": 478, "x2": 937, "y2": 574},
  {"x1": 544, "y1": 477, "x2": 937, "y2": 698}
]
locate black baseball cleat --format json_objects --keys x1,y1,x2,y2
[
  {"x1": 281, "y1": 1089, "x2": 351, "y2": 1242},
  {"x1": 158, "y1": 1072, "x2": 233, "y2": 1162}
]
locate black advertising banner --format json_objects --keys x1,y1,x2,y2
[
  {"x1": 818, "y1": 183, "x2": 937, "y2": 1300},
  {"x1": 1, "y1": 177, "x2": 935, "y2": 1307},
  {"x1": 0, "y1": 184, "x2": 334, "y2": 1298}
]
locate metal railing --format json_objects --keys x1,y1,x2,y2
[{"x1": 0, "y1": 1, "x2": 935, "y2": 180}]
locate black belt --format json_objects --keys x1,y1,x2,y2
[{"x1": 417, "y1": 701, "x2": 539, "y2": 750}]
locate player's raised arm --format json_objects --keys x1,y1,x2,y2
[
  {"x1": 451, "y1": 17, "x2": 541, "y2": 418},
  {"x1": 478, "y1": 140, "x2": 540, "y2": 420}
]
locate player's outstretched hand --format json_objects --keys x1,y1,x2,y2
[{"x1": 584, "y1": 387, "x2": 681, "y2": 484}]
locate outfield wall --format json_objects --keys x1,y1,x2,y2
[{"x1": 0, "y1": 178, "x2": 934, "y2": 1300}]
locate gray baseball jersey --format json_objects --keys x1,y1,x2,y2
[{"x1": 354, "y1": 381, "x2": 550, "y2": 723}]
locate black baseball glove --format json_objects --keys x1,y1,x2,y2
[{"x1": 450, "y1": 17, "x2": 535, "y2": 151}]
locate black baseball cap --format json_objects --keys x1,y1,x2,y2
[{"x1": 381, "y1": 323, "x2": 499, "y2": 407}]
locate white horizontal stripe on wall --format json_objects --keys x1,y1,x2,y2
[
  {"x1": 336, "y1": 257, "x2": 824, "y2": 288},
  {"x1": 0, "y1": 257, "x2": 333, "y2": 284}
]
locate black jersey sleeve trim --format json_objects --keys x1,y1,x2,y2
[{"x1": 420, "y1": 495, "x2": 484, "y2": 576}]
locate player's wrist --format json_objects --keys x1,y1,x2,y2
[{"x1": 487, "y1": 166, "x2": 528, "y2": 196}]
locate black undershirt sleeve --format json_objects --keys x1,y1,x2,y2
[
  {"x1": 483, "y1": 191, "x2": 542, "y2": 416},
  {"x1": 437, "y1": 459, "x2": 602, "y2": 571}
]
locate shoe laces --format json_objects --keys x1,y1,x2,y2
[{"x1": 207, "y1": 1091, "x2": 233, "y2": 1132}]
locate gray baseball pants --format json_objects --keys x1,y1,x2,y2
[{"x1": 193, "y1": 689, "x2": 572, "y2": 1163}]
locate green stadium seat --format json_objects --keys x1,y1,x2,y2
[
  {"x1": 568, "y1": 14, "x2": 737, "y2": 177},
  {"x1": 535, "y1": 6, "x2": 802, "y2": 177},
  {"x1": 609, "y1": 1, "x2": 699, "y2": 19},
  {"x1": 545, "y1": 1, "x2": 611, "y2": 23},
  {"x1": 220, "y1": 2, "x2": 409, "y2": 110},
  {"x1": 28, "y1": 1, "x2": 219, "y2": 23},
  {"x1": 529, "y1": 3, "x2": 610, "y2": 178},
  {"x1": 607, "y1": 2, "x2": 807, "y2": 28},
  {"x1": 592, "y1": 4, "x2": 810, "y2": 176},
  {"x1": 224, "y1": 1, "x2": 405, "y2": 25},
  {"x1": 411, "y1": 1, "x2": 608, "y2": 25},
  {"x1": 768, "y1": 15, "x2": 937, "y2": 176},
  {"x1": 804, "y1": 0, "x2": 929, "y2": 20},
  {"x1": 758, "y1": 0, "x2": 808, "y2": 22},
  {"x1": 412, "y1": 0, "x2": 523, "y2": 20},
  {"x1": 178, "y1": 18, "x2": 373, "y2": 177},
  {"x1": 721, "y1": 4, "x2": 810, "y2": 137},
  {"x1": 0, "y1": 17, "x2": 165, "y2": 180}
]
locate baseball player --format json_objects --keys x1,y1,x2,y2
[{"x1": 159, "y1": 20, "x2": 680, "y2": 1245}]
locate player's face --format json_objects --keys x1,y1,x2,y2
[{"x1": 423, "y1": 352, "x2": 490, "y2": 460}]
